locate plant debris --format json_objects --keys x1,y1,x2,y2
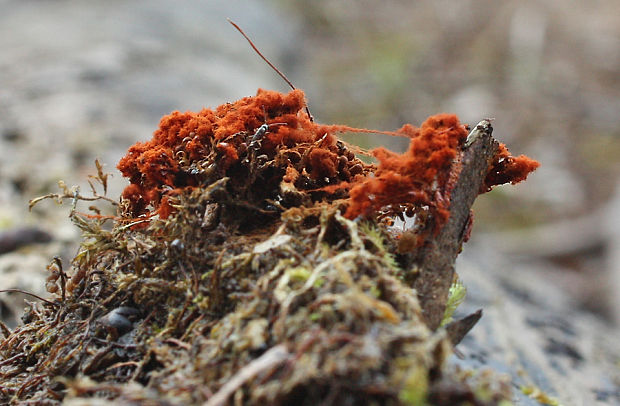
[{"x1": 0, "y1": 89, "x2": 537, "y2": 405}]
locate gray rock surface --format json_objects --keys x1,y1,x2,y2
[{"x1": 456, "y1": 245, "x2": 620, "y2": 405}]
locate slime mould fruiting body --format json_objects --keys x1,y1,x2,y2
[{"x1": 117, "y1": 88, "x2": 538, "y2": 236}]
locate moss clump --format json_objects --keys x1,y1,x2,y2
[
  {"x1": 0, "y1": 89, "x2": 536, "y2": 405},
  {"x1": 440, "y1": 278, "x2": 467, "y2": 328}
]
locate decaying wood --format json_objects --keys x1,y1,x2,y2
[{"x1": 414, "y1": 120, "x2": 498, "y2": 330}]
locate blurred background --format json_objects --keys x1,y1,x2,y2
[
  {"x1": 1, "y1": 0, "x2": 619, "y2": 331},
  {"x1": 1, "y1": 1, "x2": 619, "y2": 402}
]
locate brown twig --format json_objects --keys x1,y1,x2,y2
[
  {"x1": 0, "y1": 352, "x2": 25, "y2": 367},
  {"x1": 52, "y1": 256, "x2": 66, "y2": 302},
  {"x1": 163, "y1": 337, "x2": 191, "y2": 350},
  {"x1": 0, "y1": 289, "x2": 59, "y2": 308},
  {"x1": 203, "y1": 344, "x2": 290, "y2": 406},
  {"x1": 413, "y1": 120, "x2": 498, "y2": 330}
]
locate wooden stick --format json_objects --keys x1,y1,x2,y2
[{"x1": 413, "y1": 120, "x2": 498, "y2": 330}]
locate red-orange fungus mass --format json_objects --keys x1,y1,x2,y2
[
  {"x1": 118, "y1": 89, "x2": 538, "y2": 231},
  {"x1": 344, "y1": 114, "x2": 469, "y2": 221},
  {"x1": 483, "y1": 143, "x2": 540, "y2": 191}
]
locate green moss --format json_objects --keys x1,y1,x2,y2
[
  {"x1": 398, "y1": 365, "x2": 429, "y2": 405},
  {"x1": 359, "y1": 220, "x2": 401, "y2": 272},
  {"x1": 440, "y1": 278, "x2": 467, "y2": 327},
  {"x1": 521, "y1": 385, "x2": 562, "y2": 405},
  {"x1": 287, "y1": 266, "x2": 311, "y2": 282}
]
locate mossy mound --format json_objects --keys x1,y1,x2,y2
[
  {"x1": 0, "y1": 89, "x2": 536, "y2": 405},
  {"x1": 0, "y1": 198, "x2": 507, "y2": 405}
]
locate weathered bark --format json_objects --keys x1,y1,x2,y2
[{"x1": 414, "y1": 120, "x2": 498, "y2": 330}]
